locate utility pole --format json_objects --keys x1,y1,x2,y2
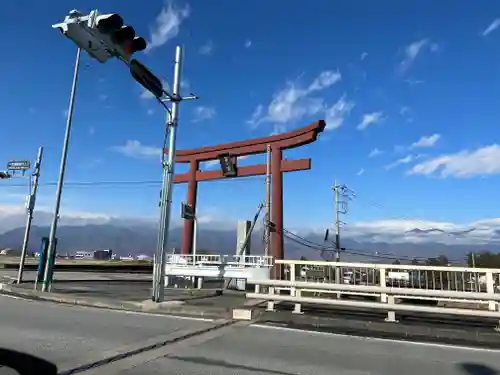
[
  {"x1": 42, "y1": 46, "x2": 84, "y2": 292},
  {"x1": 332, "y1": 181, "x2": 354, "y2": 262},
  {"x1": 152, "y1": 46, "x2": 197, "y2": 303},
  {"x1": 17, "y1": 147, "x2": 43, "y2": 284},
  {"x1": 264, "y1": 144, "x2": 271, "y2": 256}
]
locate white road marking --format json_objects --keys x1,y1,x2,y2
[{"x1": 251, "y1": 323, "x2": 500, "y2": 353}]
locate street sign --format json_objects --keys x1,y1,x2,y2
[
  {"x1": 181, "y1": 202, "x2": 195, "y2": 220},
  {"x1": 7, "y1": 160, "x2": 30, "y2": 171}
]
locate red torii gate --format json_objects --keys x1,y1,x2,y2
[{"x1": 169, "y1": 120, "x2": 326, "y2": 260}]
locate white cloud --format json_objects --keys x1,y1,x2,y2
[
  {"x1": 139, "y1": 80, "x2": 170, "y2": 100},
  {"x1": 411, "y1": 133, "x2": 440, "y2": 148},
  {"x1": 385, "y1": 154, "x2": 418, "y2": 170},
  {"x1": 89, "y1": 126, "x2": 95, "y2": 136},
  {"x1": 147, "y1": 109, "x2": 155, "y2": 116},
  {"x1": 244, "y1": 40, "x2": 252, "y2": 48},
  {"x1": 368, "y1": 148, "x2": 383, "y2": 158},
  {"x1": 408, "y1": 144, "x2": 500, "y2": 178},
  {"x1": 405, "y1": 79, "x2": 425, "y2": 86},
  {"x1": 356, "y1": 168, "x2": 364, "y2": 176},
  {"x1": 397, "y1": 38, "x2": 438, "y2": 74},
  {"x1": 357, "y1": 111, "x2": 383, "y2": 130},
  {"x1": 247, "y1": 70, "x2": 342, "y2": 130},
  {"x1": 324, "y1": 95, "x2": 355, "y2": 130},
  {"x1": 192, "y1": 106, "x2": 216, "y2": 123},
  {"x1": 199, "y1": 40, "x2": 214, "y2": 55},
  {"x1": 360, "y1": 52, "x2": 368, "y2": 61},
  {"x1": 339, "y1": 218, "x2": 500, "y2": 245},
  {"x1": 399, "y1": 106, "x2": 410, "y2": 116},
  {"x1": 140, "y1": 90, "x2": 155, "y2": 100},
  {"x1": 482, "y1": 18, "x2": 500, "y2": 37},
  {"x1": 146, "y1": 0, "x2": 190, "y2": 52},
  {"x1": 98, "y1": 94, "x2": 108, "y2": 101},
  {"x1": 110, "y1": 140, "x2": 162, "y2": 159},
  {"x1": 181, "y1": 79, "x2": 190, "y2": 89}
]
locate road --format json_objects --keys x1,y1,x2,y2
[{"x1": 1, "y1": 295, "x2": 500, "y2": 375}]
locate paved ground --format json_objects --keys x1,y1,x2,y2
[
  {"x1": 0, "y1": 270, "x2": 152, "y2": 283},
  {"x1": 5, "y1": 280, "x2": 246, "y2": 310},
  {"x1": 0, "y1": 294, "x2": 216, "y2": 372},
  {"x1": 1, "y1": 295, "x2": 500, "y2": 375},
  {"x1": 112, "y1": 325, "x2": 500, "y2": 375}
]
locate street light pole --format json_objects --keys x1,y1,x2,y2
[
  {"x1": 152, "y1": 46, "x2": 183, "y2": 302},
  {"x1": 16, "y1": 146, "x2": 44, "y2": 284},
  {"x1": 41, "y1": 47, "x2": 82, "y2": 292}
]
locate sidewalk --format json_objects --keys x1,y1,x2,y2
[{"x1": 0, "y1": 282, "x2": 255, "y2": 319}]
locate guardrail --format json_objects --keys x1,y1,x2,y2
[
  {"x1": 246, "y1": 259, "x2": 500, "y2": 326},
  {"x1": 274, "y1": 259, "x2": 500, "y2": 295},
  {"x1": 246, "y1": 279, "x2": 500, "y2": 325},
  {"x1": 165, "y1": 254, "x2": 274, "y2": 267}
]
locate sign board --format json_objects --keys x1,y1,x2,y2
[
  {"x1": 218, "y1": 153, "x2": 237, "y2": 177},
  {"x1": 181, "y1": 202, "x2": 195, "y2": 220},
  {"x1": 7, "y1": 160, "x2": 30, "y2": 171}
]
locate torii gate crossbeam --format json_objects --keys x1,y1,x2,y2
[{"x1": 168, "y1": 120, "x2": 326, "y2": 261}]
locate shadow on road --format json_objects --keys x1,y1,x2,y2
[
  {"x1": 165, "y1": 355, "x2": 296, "y2": 375},
  {"x1": 460, "y1": 363, "x2": 499, "y2": 375}
]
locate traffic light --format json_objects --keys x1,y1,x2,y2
[
  {"x1": 130, "y1": 59, "x2": 164, "y2": 99},
  {"x1": 52, "y1": 10, "x2": 112, "y2": 63},
  {"x1": 53, "y1": 10, "x2": 148, "y2": 64},
  {"x1": 93, "y1": 13, "x2": 147, "y2": 61}
]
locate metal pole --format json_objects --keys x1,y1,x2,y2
[
  {"x1": 192, "y1": 217, "x2": 197, "y2": 264},
  {"x1": 264, "y1": 144, "x2": 271, "y2": 257},
  {"x1": 17, "y1": 147, "x2": 43, "y2": 284},
  {"x1": 472, "y1": 252, "x2": 476, "y2": 268},
  {"x1": 42, "y1": 48, "x2": 82, "y2": 292},
  {"x1": 334, "y1": 181, "x2": 341, "y2": 262},
  {"x1": 153, "y1": 45, "x2": 183, "y2": 302}
]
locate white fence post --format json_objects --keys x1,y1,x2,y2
[
  {"x1": 486, "y1": 271, "x2": 497, "y2": 311},
  {"x1": 379, "y1": 266, "x2": 387, "y2": 303},
  {"x1": 290, "y1": 262, "x2": 296, "y2": 297}
]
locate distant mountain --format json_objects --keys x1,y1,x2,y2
[{"x1": 1, "y1": 223, "x2": 500, "y2": 265}]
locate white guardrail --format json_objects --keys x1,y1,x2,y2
[
  {"x1": 165, "y1": 254, "x2": 274, "y2": 267},
  {"x1": 247, "y1": 259, "x2": 500, "y2": 325}
]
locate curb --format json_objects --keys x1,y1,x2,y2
[
  {"x1": 0, "y1": 283, "x2": 261, "y2": 319},
  {"x1": 0, "y1": 283, "x2": 234, "y2": 318},
  {"x1": 1, "y1": 277, "x2": 152, "y2": 285}
]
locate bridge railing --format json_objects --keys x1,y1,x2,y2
[
  {"x1": 246, "y1": 278, "x2": 500, "y2": 325},
  {"x1": 273, "y1": 259, "x2": 500, "y2": 295},
  {"x1": 165, "y1": 254, "x2": 274, "y2": 267},
  {"x1": 262, "y1": 260, "x2": 500, "y2": 317}
]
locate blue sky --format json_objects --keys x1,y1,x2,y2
[{"x1": 1, "y1": 0, "x2": 500, "y2": 233}]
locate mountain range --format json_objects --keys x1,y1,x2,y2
[{"x1": 1, "y1": 223, "x2": 499, "y2": 265}]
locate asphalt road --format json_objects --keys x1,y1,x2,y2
[
  {"x1": 0, "y1": 294, "x2": 215, "y2": 372},
  {"x1": 86, "y1": 324, "x2": 500, "y2": 375},
  {"x1": 1, "y1": 295, "x2": 500, "y2": 375}
]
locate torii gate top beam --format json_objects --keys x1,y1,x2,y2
[{"x1": 166, "y1": 120, "x2": 326, "y2": 163}]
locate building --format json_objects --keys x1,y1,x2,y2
[{"x1": 93, "y1": 249, "x2": 112, "y2": 260}]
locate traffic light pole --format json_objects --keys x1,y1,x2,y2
[
  {"x1": 16, "y1": 147, "x2": 44, "y2": 284},
  {"x1": 41, "y1": 47, "x2": 82, "y2": 292},
  {"x1": 153, "y1": 46, "x2": 196, "y2": 302}
]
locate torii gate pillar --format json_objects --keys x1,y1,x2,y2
[{"x1": 271, "y1": 146, "x2": 284, "y2": 260}]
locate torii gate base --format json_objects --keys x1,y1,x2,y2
[{"x1": 169, "y1": 120, "x2": 326, "y2": 263}]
